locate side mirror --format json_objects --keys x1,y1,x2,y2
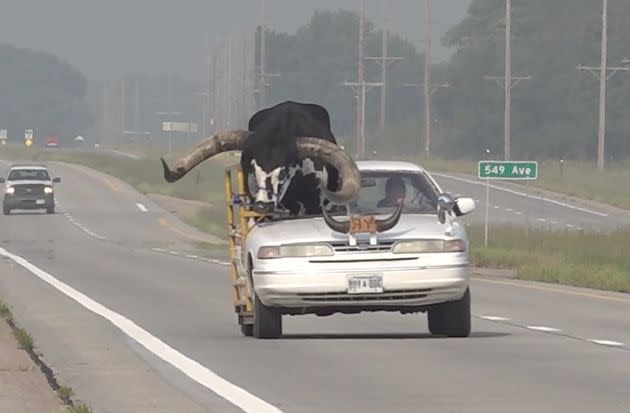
[
  {"x1": 453, "y1": 197, "x2": 475, "y2": 216},
  {"x1": 0, "y1": 178, "x2": 5, "y2": 183},
  {"x1": 437, "y1": 193, "x2": 456, "y2": 224},
  {"x1": 53, "y1": 177, "x2": 61, "y2": 183}
]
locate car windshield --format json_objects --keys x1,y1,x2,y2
[
  {"x1": 345, "y1": 170, "x2": 440, "y2": 215},
  {"x1": 8, "y1": 169, "x2": 50, "y2": 181}
]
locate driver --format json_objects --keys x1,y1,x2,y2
[{"x1": 377, "y1": 175, "x2": 406, "y2": 207}]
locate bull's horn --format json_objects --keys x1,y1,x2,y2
[
  {"x1": 161, "y1": 130, "x2": 251, "y2": 183},
  {"x1": 321, "y1": 202, "x2": 404, "y2": 234},
  {"x1": 295, "y1": 137, "x2": 360, "y2": 204},
  {"x1": 322, "y1": 206, "x2": 350, "y2": 234},
  {"x1": 375, "y1": 202, "x2": 404, "y2": 232}
]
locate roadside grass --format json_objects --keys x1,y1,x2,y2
[
  {"x1": 467, "y1": 223, "x2": 630, "y2": 293},
  {"x1": 398, "y1": 156, "x2": 630, "y2": 211},
  {"x1": 182, "y1": 205, "x2": 229, "y2": 240},
  {"x1": 58, "y1": 385, "x2": 74, "y2": 403},
  {"x1": 65, "y1": 403, "x2": 94, "y2": 413},
  {"x1": 14, "y1": 327, "x2": 34, "y2": 351}
]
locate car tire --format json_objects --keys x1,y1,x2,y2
[
  {"x1": 427, "y1": 287, "x2": 471, "y2": 338},
  {"x1": 46, "y1": 206, "x2": 54, "y2": 214},
  {"x1": 252, "y1": 291, "x2": 282, "y2": 339},
  {"x1": 2, "y1": 205, "x2": 9, "y2": 215},
  {"x1": 240, "y1": 324, "x2": 254, "y2": 337}
]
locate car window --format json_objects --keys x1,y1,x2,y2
[
  {"x1": 348, "y1": 171, "x2": 440, "y2": 215},
  {"x1": 8, "y1": 169, "x2": 50, "y2": 181}
]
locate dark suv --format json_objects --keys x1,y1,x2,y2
[{"x1": 1, "y1": 164, "x2": 61, "y2": 215}]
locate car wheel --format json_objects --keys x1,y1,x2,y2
[
  {"x1": 427, "y1": 287, "x2": 471, "y2": 338},
  {"x1": 240, "y1": 324, "x2": 254, "y2": 337},
  {"x1": 252, "y1": 291, "x2": 282, "y2": 339},
  {"x1": 2, "y1": 205, "x2": 9, "y2": 215},
  {"x1": 46, "y1": 206, "x2": 55, "y2": 214}
]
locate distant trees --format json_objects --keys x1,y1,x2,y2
[
  {"x1": 262, "y1": 9, "x2": 426, "y2": 154},
  {"x1": 0, "y1": 44, "x2": 92, "y2": 144},
  {"x1": 436, "y1": 0, "x2": 630, "y2": 160}
]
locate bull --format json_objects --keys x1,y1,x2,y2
[{"x1": 160, "y1": 101, "x2": 401, "y2": 232}]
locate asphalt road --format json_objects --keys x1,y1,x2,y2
[
  {"x1": 0, "y1": 159, "x2": 629, "y2": 413},
  {"x1": 431, "y1": 171, "x2": 630, "y2": 233}
]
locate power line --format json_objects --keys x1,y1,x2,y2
[{"x1": 577, "y1": 0, "x2": 630, "y2": 170}]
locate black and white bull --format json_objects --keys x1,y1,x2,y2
[{"x1": 159, "y1": 101, "x2": 401, "y2": 232}]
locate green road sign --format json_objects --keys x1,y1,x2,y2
[{"x1": 478, "y1": 161, "x2": 538, "y2": 180}]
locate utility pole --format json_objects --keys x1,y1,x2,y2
[
  {"x1": 483, "y1": 0, "x2": 531, "y2": 161},
  {"x1": 255, "y1": 0, "x2": 279, "y2": 111},
  {"x1": 577, "y1": 0, "x2": 629, "y2": 170},
  {"x1": 365, "y1": 0, "x2": 403, "y2": 131},
  {"x1": 342, "y1": 0, "x2": 382, "y2": 158},
  {"x1": 423, "y1": 0, "x2": 432, "y2": 159}
]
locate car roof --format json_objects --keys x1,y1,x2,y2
[
  {"x1": 8, "y1": 164, "x2": 49, "y2": 170},
  {"x1": 355, "y1": 160, "x2": 426, "y2": 173}
]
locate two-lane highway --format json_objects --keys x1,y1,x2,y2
[
  {"x1": 432, "y1": 171, "x2": 630, "y2": 232},
  {"x1": 0, "y1": 159, "x2": 629, "y2": 412}
]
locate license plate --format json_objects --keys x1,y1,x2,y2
[
  {"x1": 35, "y1": 199, "x2": 45, "y2": 205},
  {"x1": 347, "y1": 275, "x2": 383, "y2": 294}
]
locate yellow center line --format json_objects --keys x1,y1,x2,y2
[
  {"x1": 158, "y1": 217, "x2": 208, "y2": 243},
  {"x1": 473, "y1": 276, "x2": 630, "y2": 304},
  {"x1": 59, "y1": 162, "x2": 120, "y2": 192}
]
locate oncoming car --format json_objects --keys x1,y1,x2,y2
[
  {"x1": 1, "y1": 164, "x2": 61, "y2": 215},
  {"x1": 237, "y1": 160, "x2": 476, "y2": 339}
]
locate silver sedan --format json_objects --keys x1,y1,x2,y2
[{"x1": 238, "y1": 160, "x2": 476, "y2": 339}]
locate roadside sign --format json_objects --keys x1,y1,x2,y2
[
  {"x1": 477, "y1": 160, "x2": 539, "y2": 248},
  {"x1": 162, "y1": 122, "x2": 198, "y2": 133},
  {"x1": 478, "y1": 161, "x2": 538, "y2": 180},
  {"x1": 0, "y1": 129, "x2": 7, "y2": 142},
  {"x1": 24, "y1": 129, "x2": 33, "y2": 140}
]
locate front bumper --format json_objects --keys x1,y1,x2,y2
[
  {"x1": 252, "y1": 263, "x2": 470, "y2": 311},
  {"x1": 3, "y1": 195, "x2": 54, "y2": 209}
]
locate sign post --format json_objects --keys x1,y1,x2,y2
[
  {"x1": 477, "y1": 160, "x2": 538, "y2": 247},
  {"x1": 0, "y1": 129, "x2": 7, "y2": 145}
]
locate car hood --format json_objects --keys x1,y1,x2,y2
[
  {"x1": 6, "y1": 180, "x2": 52, "y2": 186},
  {"x1": 247, "y1": 213, "x2": 467, "y2": 246}
]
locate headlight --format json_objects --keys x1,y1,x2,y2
[
  {"x1": 5, "y1": 186, "x2": 14, "y2": 195},
  {"x1": 392, "y1": 239, "x2": 466, "y2": 254},
  {"x1": 257, "y1": 243, "x2": 334, "y2": 259},
  {"x1": 44, "y1": 187, "x2": 53, "y2": 194}
]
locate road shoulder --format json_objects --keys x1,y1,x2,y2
[
  {"x1": 0, "y1": 307, "x2": 65, "y2": 413},
  {"x1": 0, "y1": 254, "x2": 226, "y2": 413}
]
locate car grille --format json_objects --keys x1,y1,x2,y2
[
  {"x1": 329, "y1": 240, "x2": 395, "y2": 253},
  {"x1": 13, "y1": 184, "x2": 46, "y2": 195}
]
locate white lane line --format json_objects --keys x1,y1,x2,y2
[
  {"x1": 480, "y1": 315, "x2": 510, "y2": 321},
  {"x1": 505, "y1": 208, "x2": 512, "y2": 212},
  {"x1": 566, "y1": 224, "x2": 574, "y2": 228},
  {"x1": 536, "y1": 218, "x2": 546, "y2": 222},
  {"x1": 588, "y1": 339, "x2": 625, "y2": 347},
  {"x1": 551, "y1": 220, "x2": 560, "y2": 225},
  {"x1": 433, "y1": 172, "x2": 608, "y2": 217},
  {"x1": 526, "y1": 325, "x2": 562, "y2": 333},
  {"x1": 0, "y1": 247, "x2": 283, "y2": 413},
  {"x1": 136, "y1": 203, "x2": 148, "y2": 212},
  {"x1": 515, "y1": 211, "x2": 522, "y2": 215}
]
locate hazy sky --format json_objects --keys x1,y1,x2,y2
[{"x1": 1, "y1": 0, "x2": 472, "y2": 82}]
